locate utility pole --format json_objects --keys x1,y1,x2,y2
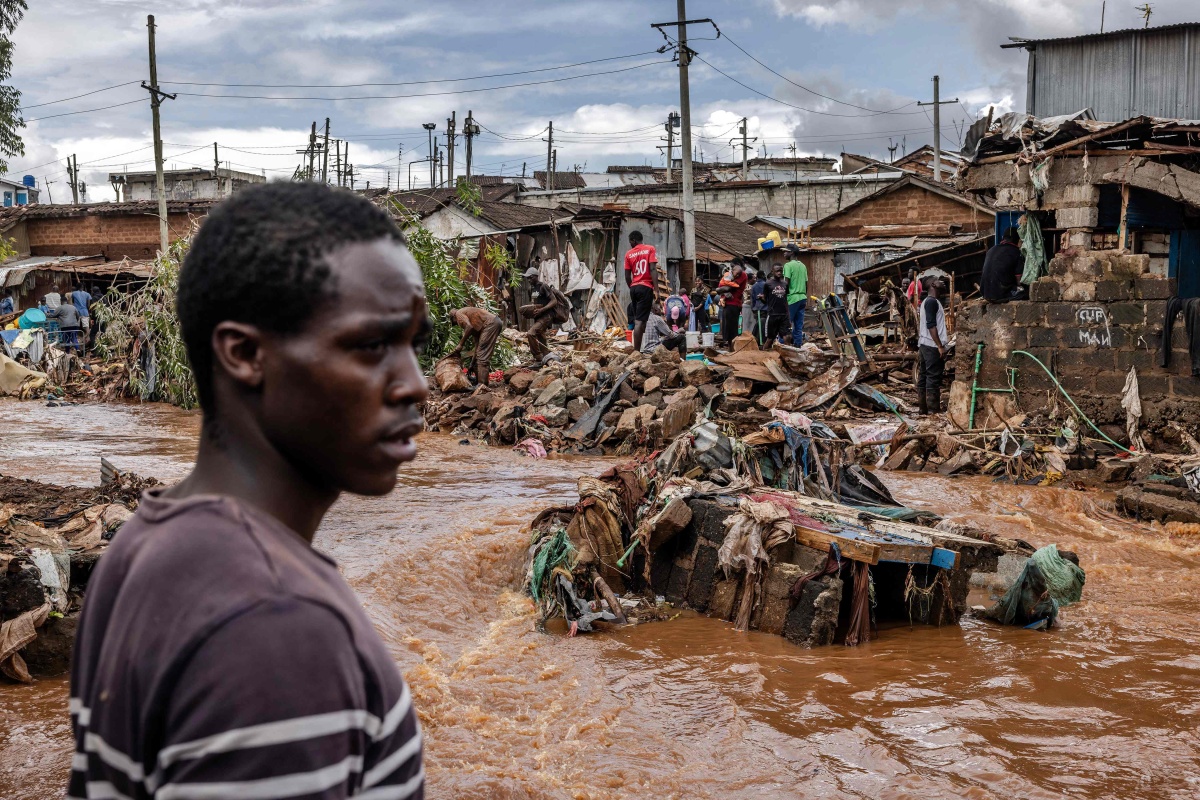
[
  {"x1": 143, "y1": 15, "x2": 176, "y2": 255},
  {"x1": 423, "y1": 123, "x2": 437, "y2": 188},
  {"x1": 740, "y1": 117, "x2": 749, "y2": 180},
  {"x1": 66, "y1": 155, "x2": 78, "y2": 204},
  {"x1": 321, "y1": 118, "x2": 331, "y2": 184},
  {"x1": 664, "y1": 111, "x2": 679, "y2": 182},
  {"x1": 543, "y1": 120, "x2": 553, "y2": 189},
  {"x1": 464, "y1": 110, "x2": 480, "y2": 183},
  {"x1": 44, "y1": 178, "x2": 54, "y2": 204},
  {"x1": 917, "y1": 75, "x2": 958, "y2": 183},
  {"x1": 446, "y1": 112, "x2": 456, "y2": 185},
  {"x1": 307, "y1": 122, "x2": 317, "y2": 179},
  {"x1": 652, "y1": 2, "x2": 712, "y2": 287},
  {"x1": 213, "y1": 142, "x2": 222, "y2": 196}
]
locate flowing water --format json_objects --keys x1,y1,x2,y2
[{"x1": 2, "y1": 398, "x2": 1199, "y2": 799}]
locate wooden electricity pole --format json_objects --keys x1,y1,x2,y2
[
  {"x1": 917, "y1": 75, "x2": 958, "y2": 183},
  {"x1": 447, "y1": 111, "x2": 456, "y2": 185},
  {"x1": 321, "y1": 118, "x2": 331, "y2": 184},
  {"x1": 543, "y1": 121, "x2": 553, "y2": 188},
  {"x1": 143, "y1": 15, "x2": 176, "y2": 255},
  {"x1": 465, "y1": 110, "x2": 479, "y2": 182}
]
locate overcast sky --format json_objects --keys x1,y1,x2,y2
[{"x1": 4, "y1": 0, "x2": 1196, "y2": 201}]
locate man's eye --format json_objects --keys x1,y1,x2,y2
[{"x1": 358, "y1": 340, "x2": 387, "y2": 353}]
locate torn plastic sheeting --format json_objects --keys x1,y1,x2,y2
[
  {"x1": 845, "y1": 422, "x2": 902, "y2": 445},
  {"x1": 791, "y1": 363, "x2": 860, "y2": 411},
  {"x1": 30, "y1": 549, "x2": 70, "y2": 613}
]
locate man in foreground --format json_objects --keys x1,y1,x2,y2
[
  {"x1": 981, "y1": 226, "x2": 1027, "y2": 303},
  {"x1": 918, "y1": 278, "x2": 949, "y2": 415},
  {"x1": 624, "y1": 230, "x2": 658, "y2": 351},
  {"x1": 782, "y1": 244, "x2": 808, "y2": 345},
  {"x1": 447, "y1": 305, "x2": 503, "y2": 385},
  {"x1": 68, "y1": 183, "x2": 427, "y2": 800}
]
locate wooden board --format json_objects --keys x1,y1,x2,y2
[
  {"x1": 600, "y1": 291, "x2": 627, "y2": 329},
  {"x1": 793, "y1": 525, "x2": 881, "y2": 564}
]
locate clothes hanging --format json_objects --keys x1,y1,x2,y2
[{"x1": 1159, "y1": 296, "x2": 1200, "y2": 377}]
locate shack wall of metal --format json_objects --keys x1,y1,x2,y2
[{"x1": 1030, "y1": 26, "x2": 1200, "y2": 121}]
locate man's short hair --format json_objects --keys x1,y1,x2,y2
[
  {"x1": 628, "y1": 230, "x2": 643, "y2": 244},
  {"x1": 1003, "y1": 226, "x2": 1020, "y2": 244},
  {"x1": 178, "y1": 182, "x2": 405, "y2": 412}
]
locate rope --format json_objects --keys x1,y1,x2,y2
[{"x1": 1010, "y1": 350, "x2": 1135, "y2": 454}]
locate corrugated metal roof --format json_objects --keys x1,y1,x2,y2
[
  {"x1": 750, "y1": 215, "x2": 816, "y2": 230},
  {"x1": 1004, "y1": 22, "x2": 1200, "y2": 48},
  {"x1": 637, "y1": 205, "x2": 763, "y2": 257}
]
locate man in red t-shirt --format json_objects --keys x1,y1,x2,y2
[
  {"x1": 623, "y1": 230, "x2": 658, "y2": 352},
  {"x1": 717, "y1": 260, "x2": 748, "y2": 347}
]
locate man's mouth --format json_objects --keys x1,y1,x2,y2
[{"x1": 378, "y1": 420, "x2": 422, "y2": 462}]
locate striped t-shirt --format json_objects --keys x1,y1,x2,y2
[{"x1": 67, "y1": 491, "x2": 423, "y2": 800}]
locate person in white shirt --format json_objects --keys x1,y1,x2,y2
[{"x1": 917, "y1": 278, "x2": 948, "y2": 414}]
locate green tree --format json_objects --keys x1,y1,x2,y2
[{"x1": 0, "y1": 1, "x2": 25, "y2": 174}]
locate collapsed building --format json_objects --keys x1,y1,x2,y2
[{"x1": 954, "y1": 113, "x2": 1200, "y2": 434}]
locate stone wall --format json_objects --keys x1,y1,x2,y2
[
  {"x1": 951, "y1": 249, "x2": 1196, "y2": 432},
  {"x1": 516, "y1": 174, "x2": 899, "y2": 222}
]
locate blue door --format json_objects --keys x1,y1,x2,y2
[
  {"x1": 1170, "y1": 230, "x2": 1200, "y2": 299},
  {"x1": 2, "y1": 192, "x2": 10, "y2": 207}
]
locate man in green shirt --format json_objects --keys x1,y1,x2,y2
[{"x1": 782, "y1": 244, "x2": 809, "y2": 345}]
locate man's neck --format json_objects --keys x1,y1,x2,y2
[{"x1": 168, "y1": 417, "x2": 337, "y2": 543}]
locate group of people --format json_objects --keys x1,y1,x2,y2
[{"x1": 29, "y1": 285, "x2": 92, "y2": 351}]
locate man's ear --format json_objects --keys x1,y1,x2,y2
[{"x1": 211, "y1": 321, "x2": 266, "y2": 391}]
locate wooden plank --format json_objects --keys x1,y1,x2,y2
[
  {"x1": 793, "y1": 525, "x2": 880, "y2": 565},
  {"x1": 931, "y1": 547, "x2": 959, "y2": 570},
  {"x1": 1032, "y1": 116, "x2": 1150, "y2": 161}
]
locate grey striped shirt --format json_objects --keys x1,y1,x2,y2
[{"x1": 67, "y1": 491, "x2": 423, "y2": 800}]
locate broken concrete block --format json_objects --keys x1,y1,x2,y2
[
  {"x1": 652, "y1": 345, "x2": 682, "y2": 364},
  {"x1": 529, "y1": 371, "x2": 558, "y2": 392},
  {"x1": 535, "y1": 379, "x2": 567, "y2": 407},
  {"x1": 567, "y1": 383, "x2": 594, "y2": 400},
  {"x1": 1095, "y1": 459, "x2": 1133, "y2": 483},
  {"x1": 783, "y1": 577, "x2": 842, "y2": 647},
  {"x1": 615, "y1": 404, "x2": 656, "y2": 436},
  {"x1": 643, "y1": 375, "x2": 662, "y2": 394},
  {"x1": 638, "y1": 391, "x2": 664, "y2": 409},
  {"x1": 508, "y1": 370, "x2": 537, "y2": 393},
  {"x1": 697, "y1": 384, "x2": 721, "y2": 403},
  {"x1": 709, "y1": 577, "x2": 741, "y2": 621},
  {"x1": 1056, "y1": 207, "x2": 1099, "y2": 228},
  {"x1": 679, "y1": 360, "x2": 714, "y2": 386},
  {"x1": 723, "y1": 376, "x2": 752, "y2": 397},
  {"x1": 566, "y1": 397, "x2": 590, "y2": 422},
  {"x1": 664, "y1": 385, "x2": 698, "y2": 407},
  {"x1": 753, "y1": 563, "x2": 805, "y2": 636},
  {"x1": 659, "y1": 398, "x2": 696, "y2": 441},
  {"x1": 618, "y1": 381, "x2": 640, "y2": 404},
  {"x1": 533, "y1": 405, "x2": 569, "y2": 427},
  {"x1": 648, "y1": 497, "x2": 694, "y2": 551}
]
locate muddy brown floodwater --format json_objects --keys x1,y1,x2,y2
[{"x1": 2, "y1": 398, "x2": 1200, "y2": 799}]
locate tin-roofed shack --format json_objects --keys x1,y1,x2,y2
[{"x1": 955, "y1": 112, "x2": 1200, "y2": 438}]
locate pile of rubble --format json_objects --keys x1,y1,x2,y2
[
  {"x1": 521, "y1": 411, "x2": 1085, "y2": 646},
  {"x1": 423, "y1": 331, "x2": 928, "y2": 457},
  {"x1": 0, "y1": 462, "x2": 155, "y2": 683}
]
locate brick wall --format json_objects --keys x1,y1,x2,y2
[
  {"x1": 812, "y1": 185, "x2": 993, "y2": 238},
  {"x1": 27, "y1": 212, "x2": 203, "y2": 259},
  {"x1": 952, "y1": 249, "x2": 1196, "y2": 433}
]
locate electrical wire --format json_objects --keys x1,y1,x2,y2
[
  {"x1": 167, "y1": 60, "x2": 670, "y2": 101},
  {"x1": 25, "y1": 98, "x2": 145, "y2": 123},
  {"x1": 719, "y1": 31, "x2": 916, "y2": 115},
  {"x1": 693, "y1": 54, "x2": 925, "y2": 118},
  {"x1": 19, "y1": 81, "x2": 143, "y2": 110},
  {"x1": 161, "y1": 50, "x2": 663, "y2": 88}
]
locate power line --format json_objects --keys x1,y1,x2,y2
[
  {"x1": 694, "y1": 54, "x2": 926, "y2": 118},
  {"x1": 26, "y1": 98, "x2": 145, "y2": 123},
  {"x1": 19, "y1": 81, "x2": 143, "y2": 110},
  {"x1": 166, "y1": 60, "x2": 670, "y2": 101},
  {"x1": 161, "y1": 51, "x2": 663, "y2": 88},
  {"x1": 719, "y1": 31, "x2": 915, "y2": 115}
]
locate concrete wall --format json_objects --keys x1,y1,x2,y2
[
  {"x1": 124, "y1": 176, "x2": 259, "y2": 202},
  {"x1": 952, "y1": 249, "x2": 1196, "y2": 433},
  {"x1": 27, "y1": 212, "x2": 202, "y2": 260},
  {"x1": 516, "y1": 174, "x2": 900, "y2": 222},
  {"x1": 811, "y1": 184, "x2": 994, "y2": 239}
]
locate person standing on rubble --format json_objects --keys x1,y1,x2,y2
[
  {"x1": 717, "y1": 261, "x2": 748, "y2": 348},
  {"x1": 782, "y1": 244, "x2": 808, "y2": 345},
  {"x1": 520, "y1": 266, "x2": 566, "y2": 364},
  {"x1": 624, "y1": 230, "x2": 659, "y2": 352},
  {"x1": 750, "y1": 267, "x2": 769, "y2": 345},
  {"x1": 66, "y1": 183, "x2": 426, "y2": 800},
  {"x1": 918, "y1": 278, "x2": 949, "y2": 414},
  {"x1": 688, "y1": 276, "x2": 710, "y2": 330},
  {"x1": 981, "y1": 226, "x2": 1027, "y2": 303},
  {"x1": 447, "y1": 305, "x2": 504, "y2": 385},
  {"x1": 763, "y1": 262, "x2": 791, "y2": 348}
]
